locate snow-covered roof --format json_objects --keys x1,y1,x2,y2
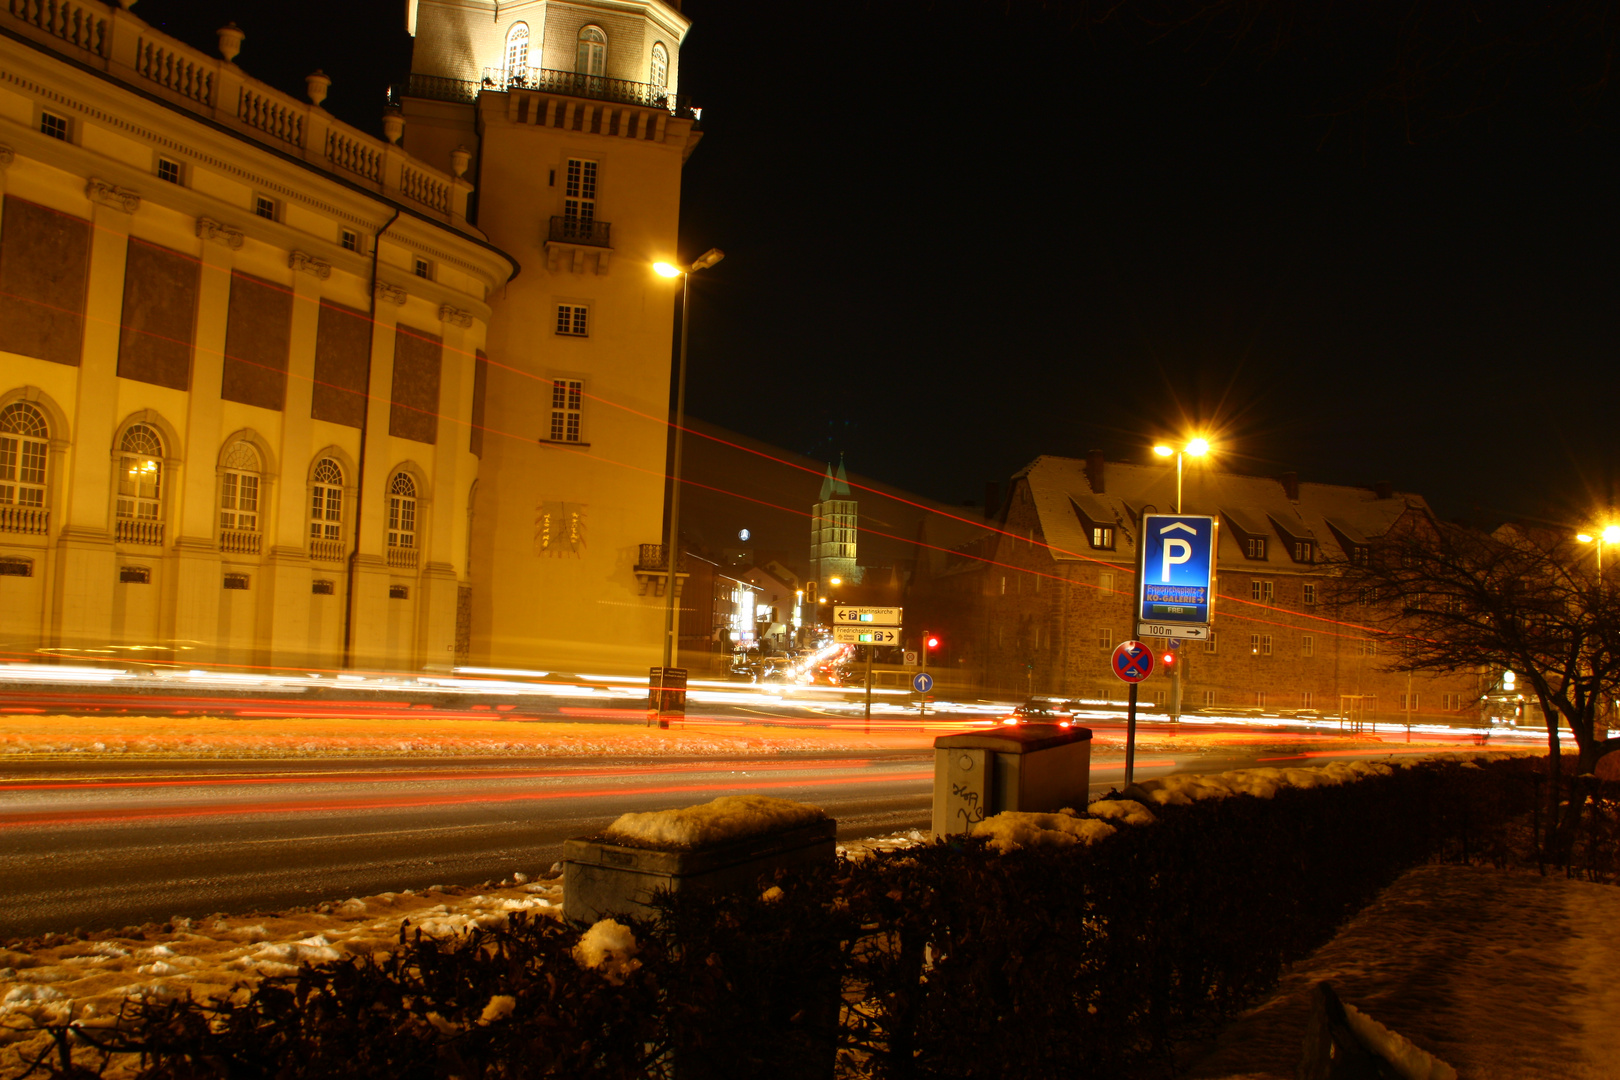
[{"x1": 1016, "y1": 455, "x2": 1426, "y2": 569}]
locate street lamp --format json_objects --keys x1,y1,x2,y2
[
  {"x1": 653, "y1": 249, "x2": 725, "y2": 707},
  {"x1": 1151, "y1": 436, "x2": 1211, "y2": 514},
  {"x1": 1575, "y1": 523, "x2": 1620, "y2": 581}
]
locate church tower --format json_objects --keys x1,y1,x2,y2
[
  {"x1": 811, "y1": 458, "x2": 860, "y2": 586},
  {"x1": 400, "y1": 0, "x2": 700, "y2": 672}
]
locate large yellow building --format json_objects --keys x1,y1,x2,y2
[{"x1": 0, "y1": 0, "x2": 694, "y2": 675}]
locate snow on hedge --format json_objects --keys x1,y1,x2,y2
[
  {"x1": 572, "y1": 919, "x2": 640, "y2": 984},
  {"x1": 971, "y1": 809, "x2": 1118, "y2": 853},
  {"x1": 603, "y1": 794, "x2": 827, "y2": 848},
  {"x1": 1087, "y1": 798, "x2": 1156, "y2": 826}
]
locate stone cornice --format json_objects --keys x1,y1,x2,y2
[
  {"x1": 86, "y1": 177, "x2": 140, "y2": 213},
  {"x1": 289, "y1": 250, "x2": 332, "y2": 280},
  {"x1": 374, "y1": 280, "x2": 407, "y2": 306},
  {"x1": 196, "y1": 216, "x2": 244, "y2": 249},
  {"x1": 438, "y1": 304, "x2": 473, "y2": 328}
]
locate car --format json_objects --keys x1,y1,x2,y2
[{"x1": 1002, "y1": 698, "x2": 1074, "y2": 725}]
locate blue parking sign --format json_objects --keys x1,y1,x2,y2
[{"x1": 1137, "y1": 514, "x2": 1217, "y2": 628}]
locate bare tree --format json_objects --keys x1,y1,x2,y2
[{"x1": 1331, "y1": 512, "x2": 1620, "y2": 851}]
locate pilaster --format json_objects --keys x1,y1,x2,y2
[{"x1": 349, "y1": 281, "x2": 403, "y2": 667}]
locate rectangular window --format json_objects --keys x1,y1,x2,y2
[
  {"x1": 555, "y1": 304, "x2": 588, "y2": 336},
  {"x1": 1293, "y1": 541, "x2": 1313, "y2": 563},
  {"x1": 119, "y1": 565, "x2": 151, "y2": 584},
  {"x1": 389, "y1": 584, "x2": 409, "y2": 600},
  {"x1": 340, "y1": 229, "x2": 359, "y2": 252},
  {"x1": 1250, "y1": 580, "x2": 1274, "y2": 601},
  {"x1": 1301, "y1": 635, "x2": 1314, "y2": 657},
  {"x1": 1301, "y1": 691, "x2": 1314, "y2": 709},
  {"x1": 1150, "y1": 689, "x2": 1166, "y2": 706},
  {"x1": 157, "y1": 158, "x2": 183, "y2": 184},
  {"x1": 254, "y1": 195, "x2": 277, "y2": 220},
  {"x1": 1250, "y1": 633, "x2": 1261, "y2": 654},
  {"x1": 1359, "y1": 639, "x2": 1378, "y2": 656},
  {"x1": 312, "y1": 579, "x2": 335, "y2": 596},
  {"x1": 1303, "y1": 583, "x2": 1317, "y2": 606},
  {"x1": 0, "y1": 556, "x2": 33, "y2": 577},
  {"x1": 1256, "y1": 691, "x2": 1266, "y2": 707},
  {"x1": 413, "y1": 257, "x2": 432, "y2": 279},
  {"x1": 223, "y1": 573, "x2": 250, "y2": 590},
  {"x1": 1360, "y1": 587, "x2": 1379, "y2": 605},
  {"x1": 1096, "y1": 628, "x2": 1112, "y2": 651},
  {"x1": 1091, "y1": 526, "x2": 1114, "y2": 549},
  {"x1": 564, "y1": 158, "x2": 598, "y2": 223},
  {"x1": 1261, "y1": 634, "x2": 1273, "y2": 655},
  {"x1": 1400, "y1": 693, "x2": 1419, "y2": 711},
  {"x1": 548, "y1": 379, "x2": 583, "y2": 442},
  {"x1": 1442, "y1": 692, "x2": 1461, "y2": 710},
  {"x1": 1098, "y1": 571, "x2": 1114, "y2": 593},
  {"x1": 1205, "y1": 629, "x2": 1217, "y2": 653},
  {"x1": 1245, "y1": 537, "x2": 1267, "y2": 559},
  {"x1": 220, "y1": 472, "x2": 260, "y2": 532},
  {"x1": 40, "y1": 111, "x2": 68, "y2": 141}
]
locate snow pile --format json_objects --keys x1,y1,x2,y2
[
  {"x1": 1131, "y1": 760, "x2": 1396, "y2": 805},
  {"x1": 603, "y1": 794, "x2": 827, "y2": 848},
  {"x1": 571, "y1": 919, "x2": 639, "y2": 984},
  {"x1": 1342, "y1": 1001, "x2": 1457, "y2": 1080},
  {"x1": 1086, "y1": 798, "x2": 1155, "y2": 826},
  {"x1": 970, "y1": 808, "x2": 1118, "y2": 853}
]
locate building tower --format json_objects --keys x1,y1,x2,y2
[
  {"x1": 401, "y1": 0, "x2": 701, "y2": 672},
  {"x1": 811, "y1": 458, "x2": 859, "y2": 586}
]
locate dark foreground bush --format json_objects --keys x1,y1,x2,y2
[{"x1": 22, "y1": 757, "x2": 1573, "y2": 1079}]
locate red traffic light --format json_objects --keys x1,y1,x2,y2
[
  {"x1": 924, "y1": 634, "x2": 940, "y2": 650},
  {"x1": 1161, "y1": 651, "x2": 1176, "y2": 666}
]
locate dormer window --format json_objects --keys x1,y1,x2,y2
[
  {"x1": 1245, "y1": 537, "x2": 1266, "y2": 559},
  {"x1": 1293, "y1": 541, "x2": 1313, "y2": 563},
  {"x1": 1091, "y1": 526, "x2": 1114, "y2": 550}
]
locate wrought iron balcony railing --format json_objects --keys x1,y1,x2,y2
[
  {"x1": 548, "y1": 216, "x2": 611, "y2": 247},
  {"x1": 635, "y1": 544, "x2": 687, "y2": 572}
]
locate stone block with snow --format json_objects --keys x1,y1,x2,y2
[
  {"x1": 932, "y1": 723, "x2": 1092, "y2": 838},
  {"x1": 562, "y1": 795, "x2": 835, "y2": 925}
]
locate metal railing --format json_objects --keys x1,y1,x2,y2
[
  {"x1": 116, "y1": 518, "x2": 164, "y2": 546},
  {"x1": 478, "y1": 67, "x2": 694, "y2": 117},
  {"x1": 548, "y1": 216, "x2": 611, "y2": 247},
  {"x1": 0, "y1": 504, "x2": 49, "y2": 535},
  {"x1": 219, "y1": 528, "x2": 261, "y2": 555},
  {"x1": 635, "y1": 544, "x2": 686, "y2": 572}
]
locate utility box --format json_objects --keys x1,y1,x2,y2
[{"x1": 931, "y1": 724, "x2": 1092, "y2": 838}]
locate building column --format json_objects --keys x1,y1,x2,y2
[
  {"x1": 52, "y1": 181, "x2": 138, "y2": 653},
  {"x1": 347, "y1": 281, "x2": 403, "y2": 668},
  {"x1": 166, "y1": 218, "x2": 242, "y2": 665},
  {"x1": 417, "y1": 306, "x2": 473, "y2": 670},
  {"x1": 263, "y1": 253, "x2": 327, "y2": 669}
]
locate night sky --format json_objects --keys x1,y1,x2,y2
[{"x1": 138, "y1": 0, "x2": 1620, "y2": 526}]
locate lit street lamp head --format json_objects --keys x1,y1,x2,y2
[
  {"x1": 1605, "y1": 525, "x2": 1620, "y2": 544},
  {"x1": 654, "y1": 249, "x2": 726, "y2": 278},
  {"x1": 1186, "y1": 437, "x2": 1210, "y2": 456},
  {"x1": 653, "y1": 261, "x2": 681, "y2": 278},
  {"x1": 1153, "y1": 445, "x2": 1173, "y2": 457}
]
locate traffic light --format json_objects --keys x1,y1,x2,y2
[
  {"x1": 1161, "y1": 651, "x2": 1176, "y2": 668},
  {"x1": 924, "y1": 633, "x2": 940, "y2": 652},
  {"x1": 805, "y1": 581, "x2": 817, "y2": 606}
]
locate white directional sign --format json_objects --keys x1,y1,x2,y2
[
  {"x1": 1136, "y1": 514, "x2": 1217, "y2": 634},
  {"x1": 832, "y1": 605, "x2": 903, "y2": 626},
  {"x1": 833, "y1": 626, "x2": 899, "y2": 644},
  {"x1": 1141, "y1": 623, "x2": 1209, "y2": 640}
]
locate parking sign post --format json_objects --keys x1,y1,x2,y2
[{"x1": 1111, "y1": 640, "x2": 1155, "y2": 784}]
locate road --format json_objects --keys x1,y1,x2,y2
[{"x1": 0, "y1": 736, "x2": 1419, "y2": 938}]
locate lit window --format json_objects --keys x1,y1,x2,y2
[
  {"x1": 0, "y1": 402, "x2": 49, "y2": 512},
  {"x1": 1256, "y1": 691, "x2": 1266, "y2": 707},
  {"x1": 576, "y1": 25, "x2": 606, "y2": 77},
  {"x1": 1202, "y1": 690, "x2": 1216, "y2": 706},
  {"x1": 1301, "y1": 691, "x2": 1313, "y2": 708},
  {"x1": 549, "y1": 379, "x2": 583, "y2": 442},
  {"x1": 564, "y1": 158, "x2": 597, "y2": 226},
  {"x1": 1091, "y1": 526, "x2": 1114, "y2": 549},
  {"x1": 40, "y1": 112, "x2": 68, "y2": 141},
  {"x1": 1098, "y1": 571, "x2": 1113, "y2": 593},
  {"x1": 116, "y1": 425, "x2": 164, "y2": 526},
  {"x1": 387, "y1": 472, "x2": 417, "y2": 550},
  {"x1": 157, "y1": 158, "x2": 183, "y2": 184},
  {"x1": 413, "y1": 257, "x2": 432, "y2": 279},
  {"x1": 309, "y1": 458, "x2": 344, "y2": 554},
  {"x1": 1245, "y1": 537, "x2": 1266, "y2": 559},
  {"x1": 219, "y1": 440, "x2": 261, "y2": 534},
  {"x1": 254, "y1": 196, "x2": 277, "y2": 220},
  {"x1": 506, "y1": 22, "x2": 530, "y2": 73},
  {"x1": 650, "y1": 42, "x2": 669, "y2": 88},
  {"x1": 1250, "y1": 580, "x2": 1274, "y2": 601},
  {"x1": 340, "y1": 229, "x2": 359, "y2": 252},
  {"x1": 1250, "y1": 634, "x2": 1260, "y2": 654},
  {"x1": 555, "y1": 304, "x2": 588, "y2": 336},
  {"x1": 1303, "y1": 583, "x2": 1317, "y2": 606},
  {"x1": 1301, "y1": 635, "x2": 1314, "y2": 657}
]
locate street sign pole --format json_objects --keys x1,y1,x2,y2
[
  {"x1": 864, "y1": 643, "x2": 874, "y2": 729},
  {"x1": 1126, "y1": 682, "x2": 1138, "y2": 783}
]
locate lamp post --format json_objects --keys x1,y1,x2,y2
[
  {"x1": 652, "y1": 250, "x2": 724, "y2": 721},
  {"x1": 1575, "y1": 523, "x2": 1620, "y2": 583},
  {"x1": 1150, "y1": 437, "x2": 1212, "y2": 723}
]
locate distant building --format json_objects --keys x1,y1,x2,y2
[
  {"x1": 810, "y1": 457, "x2": 859, "y2": 587},
  {"x1": 912, "y1": 453, "x2": 1482, "y2": 723}
]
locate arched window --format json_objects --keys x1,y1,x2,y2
[
  {"x1": 505, "y1": 22, "x2": 529, "y2": 76},
  {"x1": 219, "y1": 440, "x2": 261, "y2": 535},
  {"x1": 0, "y1": 402, "x2": 49, "y2": 515},
  {"x1": 649, "y1": 43, "x2": 668, "y2": 89},
  {"x1": 388, "y1": 472, "x2": 417, "y2": 550},
  {"x1": 309, "y1": 458, "x2": 344, "y2": 561},
  {"x1": 576, "y1": 25, "x2": 606, "y2": 78},
  {"x1": 116, "y1": 424, "x2": 164, "y2": 544}
]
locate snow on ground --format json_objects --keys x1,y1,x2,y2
[{"x1": 604, "y1": 794, "x2": 828, "y2": 847}]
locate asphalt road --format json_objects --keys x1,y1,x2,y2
[{"x1": 0, "y1": 739, "x2": 1353, "y2": 937}]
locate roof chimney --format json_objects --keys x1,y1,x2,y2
[
  {"x1": 1086, "y1": 450, "x2": 1106, "y2": 494},
  {"x1": 1374, "y1": 481, "x2": 1393, "y2": 499},
  {"x1": 1279, "y1": 471, "x2": 1299, "y2": 501},
  {"x1": 984, "y1": 481, "x2": 999, "y2": 519}
]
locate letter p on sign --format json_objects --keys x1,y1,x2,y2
[{"x1": 1161, "y1": 536, "x2": 1192, "y2": 580}]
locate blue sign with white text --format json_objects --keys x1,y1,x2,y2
[{"x1": 1137, "y1": 514, "x2": 1217, "y2": 627}]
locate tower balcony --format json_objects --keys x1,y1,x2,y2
[
  {"x1": 549, "y1": 216, "x2": 611, "y2": 247},
  {"x1": 399, "y1": 70, "x2": 696, "y2": 120}
]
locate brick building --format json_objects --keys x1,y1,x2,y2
[{"x1": 910, "y1": 453, "x2": 1483, "y2": 723}]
